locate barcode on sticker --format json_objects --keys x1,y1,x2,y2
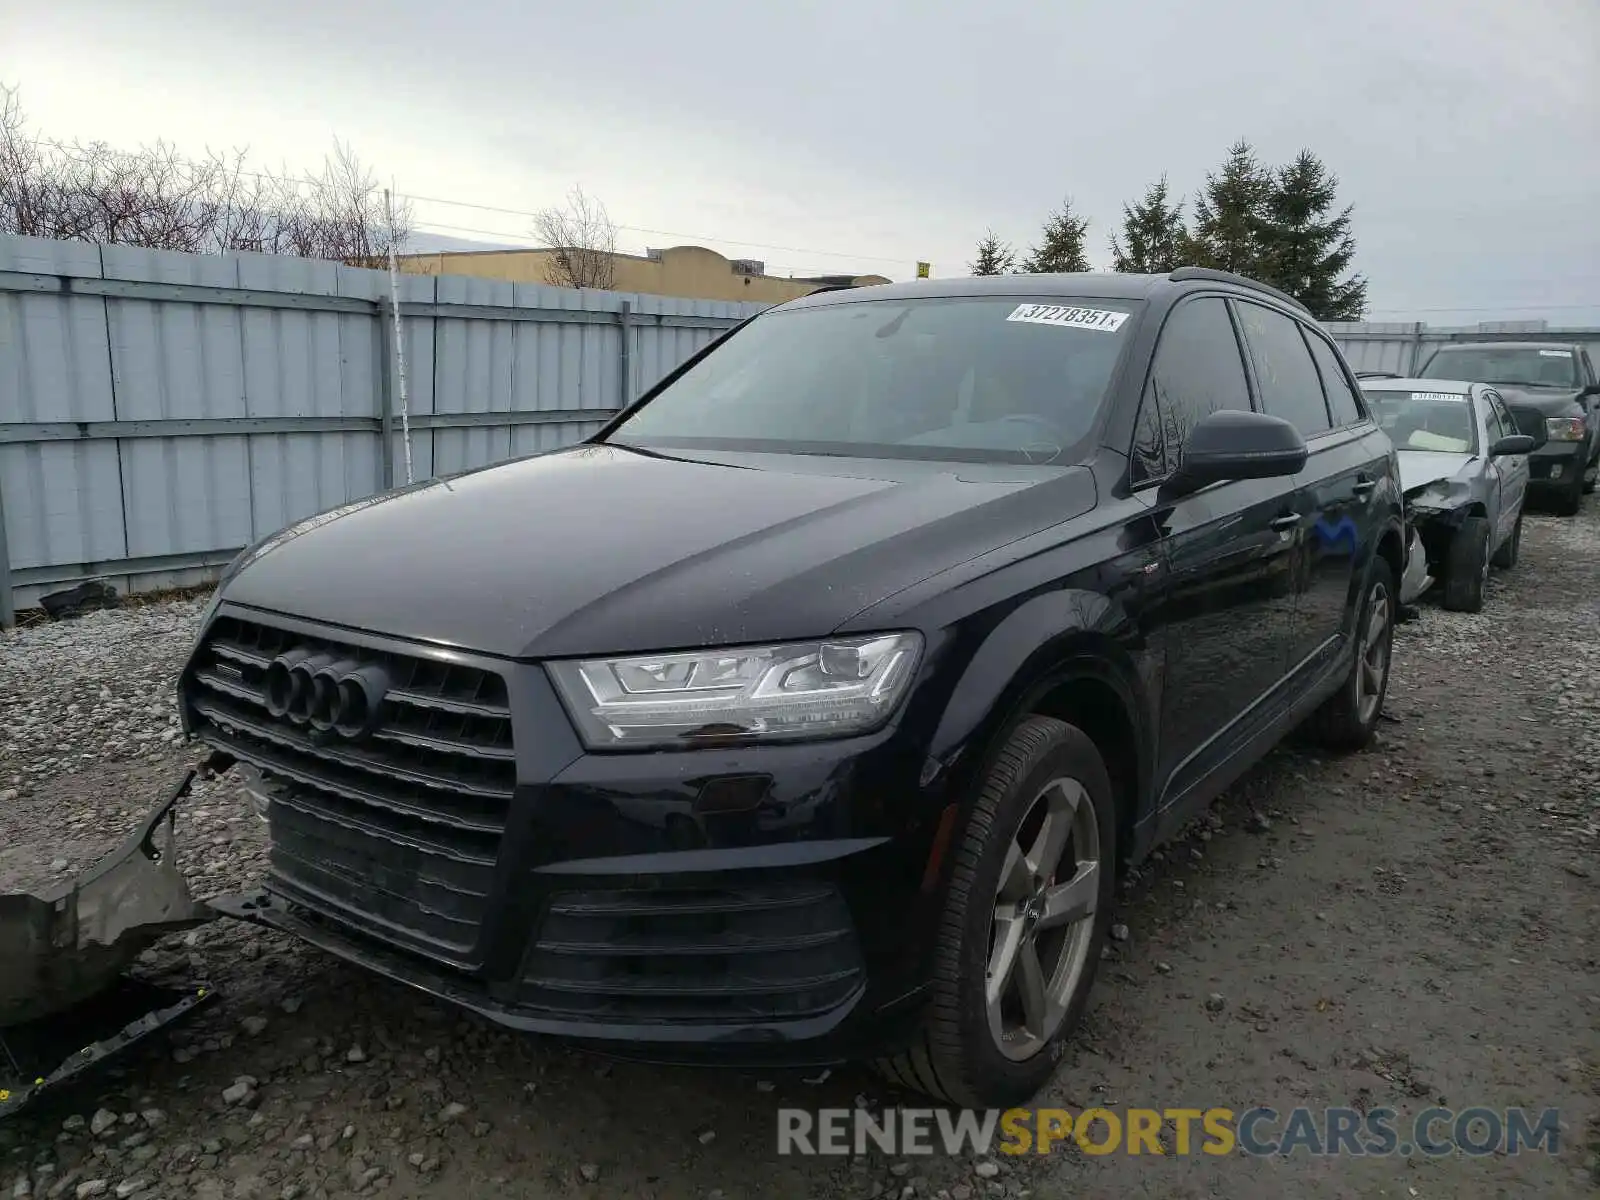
[
  {"x1": 1411, "y1": 392, "x2": 1467, "y2": 402},
  {"x1": 1539, "y1": 349, "x2": 1571, "y2": 358},
  {"x1": 1007, "y1": 303, "x2": 1129, "y2": 332}
]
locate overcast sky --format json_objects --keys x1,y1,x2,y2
[{"x1": 5, "y1": 0, "x2": 1598, "y2": 324}]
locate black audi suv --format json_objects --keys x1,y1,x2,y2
[{"x1": 184, "y1": 267, "x2": 1404, "y2": 1107}]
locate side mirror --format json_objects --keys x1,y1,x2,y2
[
  {"x1": 1579, "y1": 383, "x2": 1600, "y2": 399},
  {"x1": 1490, "y1": 433, "x2": 1536, "y2": 457},
  {"x1": 1158, "y1": 409, "x2": 1308, "y2": 502},
  {"x1": 1505, "y1": 404, "x2": 1549, "y2": 451}
]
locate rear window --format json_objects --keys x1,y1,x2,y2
[
  {"x1": 607, "y1": 296, "x2": 1141, "y2": 464},
  {"x1": 1364, "y1": 389, "x2": 1479, "y2": 454},
  {"x1": 1420, "y1": 346, "x2": 1578, "y2": 390}
]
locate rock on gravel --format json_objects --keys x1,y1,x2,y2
[{"x1": 0, "y1": 595, "x2": 269, "y2": 906}]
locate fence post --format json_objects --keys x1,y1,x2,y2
[
  {"x1": 376, "y1": 295, "x2": 396, "y2": 490},
  {"x1": 1408, "y1": 322, "x2": 1426, "y2": 375},
  {"x1": 0, "y1": 477, "x2": 14, "y2": 629},
  {"x1": 619, "y1": 300, "x2": 634, "y2": 410}
]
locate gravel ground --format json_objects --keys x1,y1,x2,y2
[{"x1": 2, "y1": 506, "x2": 1597, "y2": 1199}]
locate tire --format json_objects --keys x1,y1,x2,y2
[
  {"x1": 1308, "y1": 556, "x2": 1395, "y2": 751},
  {"x1": 1491, "y1": 513, "x2": 1521, "y2": 570},
  {"x1": 1583, "y1": 456, "x2": 1598, "y2": 495},
  {"x1": 872, "y1": 715, "x2": 1116, "y2": 1108},
  {"x1": 1442, "y1": 515, "x2": 1491, "y2": 612}
]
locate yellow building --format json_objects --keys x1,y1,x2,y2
[{"x1": 393, "y1": 244, "x2": 891, "y2": 304}]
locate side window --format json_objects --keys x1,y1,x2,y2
[
  {"x1": 1233, "y1": 301, "x2": 1333, "y2": 437},
  {"x1": 1130, "y1": 297, "x2": 1251, "y2": 483},
  {"x1": 1304, "y1": 332, "x2": 1367, "y2": 427},
  {"x1": 1486, "y1": 390, "x2": 1515, "y2": 440},
  {"x1": 1582, "y1": 350, "x2": 1598, "y2": 387},
  {"x1": 1482, "y1": 391, "x2": 1506, "y2": 441},
  {"x1": 1130, "y1": 386, "x2": 1168, "y2": 484}
]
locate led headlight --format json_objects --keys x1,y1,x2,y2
[{"x1": 547, "y1": 632, "x2": 924, "y2": 749}]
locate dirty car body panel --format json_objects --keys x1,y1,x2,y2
[
  {"x1": 1, "y1": 767, "x2": 218, "y2": 1119},
  {"x1": 173, "y1": 271, "x2": 1403, "y2": 1069}
]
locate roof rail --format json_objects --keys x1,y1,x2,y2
[{"x1": 1167, "y1": 266, "x2": 1311, "y2": 315}]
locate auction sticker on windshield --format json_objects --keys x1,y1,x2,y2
[
  {"x1": 1006, "y1": 304, "x2": 1129, "y2": 332},
  {"x1": 1411, "y1": 392, "x2": 1467, "y2": 402},
  {"x1": 1539, "y1": 350, "x2": 1570, "y2": 358}
]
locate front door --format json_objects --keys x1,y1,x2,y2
[
  {"x1": 1127, "y1": 295, "x2": 1297, "y2": 804},
  {"x1": 1154, "y1": 476, "x2": 1302, "y2": 799}
]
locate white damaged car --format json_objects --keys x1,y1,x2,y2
[{"x1": 1360, "y1": 379, "x2": 1545, "y2": 612}]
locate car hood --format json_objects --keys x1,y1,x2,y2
[
  {"x1": 220, "y1": 443, "x2": 1098, "y2": 659},
  {"x1": 1497, "y1": 385, "x2": 1585, "y2": 416},
  {"x1": 1399, "y1": 450, "x2": 1474, "y2": 495}
]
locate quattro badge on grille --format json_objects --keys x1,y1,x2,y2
[{"x1": 262, "y1": 648, "x2": 391, "y2": 742}]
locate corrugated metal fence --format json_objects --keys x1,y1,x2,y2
[
  {"x1": 0, "y1": 234, "x2": 765, "y2": 623},
  {"x1": 5, "y1": 232, "x2": 1598, "y2": 624}
]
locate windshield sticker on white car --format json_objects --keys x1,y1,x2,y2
[
  {"x1": 1411, "y1": 392, "x2": 1467, "y2": 402},
  {"x1": 1006, "y1": 304, "x2": 1129, "y2": 332},
  {"x1": 1539, "y1": 349, "x2": 1571, "y2": 358}
]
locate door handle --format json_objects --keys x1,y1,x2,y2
[
  {"x1": 1352, "y1": 476, "x2": 1377, "y2": 496},
  {"x1": 1269, "y1": 514, "x2": 1300, "y2": 531}
]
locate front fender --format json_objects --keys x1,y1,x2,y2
[{"x1": 924, "y1": 588, "x2": 1155, "y2": 808}]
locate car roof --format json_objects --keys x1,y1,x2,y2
[
  {"x1": 1359, "y1": 378, "x2": 1478, "y2": 395},
  {"x1": 1424, "y1": 341, "x2": 1578, "y2": 354},
  {"x1": 781, "y1": 268, "x2": 1310, "y2": 315},
  {"x1": 785, "y1": 272, "x2": 1166, "y2": 308}
]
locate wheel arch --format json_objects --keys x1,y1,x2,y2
[{"x1": 927, "y1": 602, "x2": 1154, "y2": 877}]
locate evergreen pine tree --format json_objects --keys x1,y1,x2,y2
[
  {"x1": 1263, "y1": 150, "x2": 1367, "y2": 320},
  {"x1": 1023, "y1": 198, "x2": 1091, "y2": 273},
  {"x1": 970, "y1": 230, "x2": 1017, "y2": 275},
  {"x1": 1109, "y1": 176, "x2": 1187, "y2": 273},
  {"x1": 1184, "y1": 140, "x2": 1273, "y2": 278}
]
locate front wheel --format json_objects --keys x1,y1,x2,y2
[
  {"x1": 1442, "y1": 515, "x2": 1490, "y2": 612},
  {"x1": 873, "y1": 715, "x2": 1116, "y2": 1108},
  {"x1": 1309, "y1": 557, "x2": 1395, "y2": 751}
]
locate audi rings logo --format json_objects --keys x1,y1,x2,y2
[{"x1": 263, "y1": 648, "x2": 391, "y2": 741}]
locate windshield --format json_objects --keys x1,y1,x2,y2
[
  {"x1": 605, "y1": 296, "x2": 1141, "y2": 464},
  {"x1": 1364, "y1": 389, "x2": 1479, "y2": 454},
  {"x1": 1419, "y1": 346, "x2": 1577, "y2": 389}
]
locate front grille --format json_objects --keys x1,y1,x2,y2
[
  {"x1": 519, "y1": 881, "x2": 864, "y2": 1024},
  {"x1": 184, "y1": 615, "x2": 515, "y2": 967}
]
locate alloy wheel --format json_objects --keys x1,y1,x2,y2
[
  {"x1": 985, "y1": 778, "x2": 1100, "y2": 1061},
  {"x1": 1355, "y1": 579, "x2": 1392, "y2": 725}
]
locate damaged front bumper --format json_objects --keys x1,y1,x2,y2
[
  {"x1": 1399, "y1": 526, "x2": 1433, "y2": 606},
  {"x1": 0, "y1": 760, "x2": 225, "y2": 1118}
]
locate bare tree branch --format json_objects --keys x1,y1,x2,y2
[
  {"x1": 532, "y1": 185, "x2": 617, "y2": 289},
  {"x1": 0, "y1": 81, "x2": 409, "y2": 263}
]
